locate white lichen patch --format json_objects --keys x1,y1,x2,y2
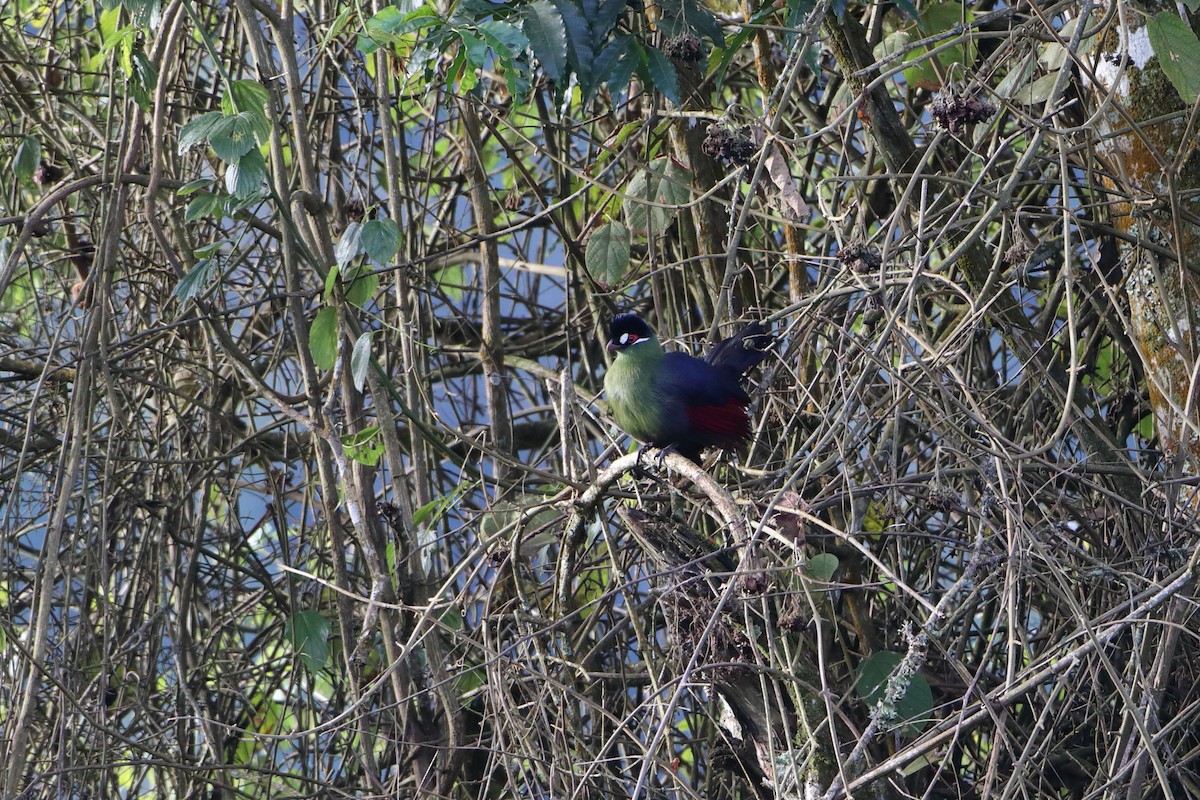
[
  {"x1": 1094, "y1": 59, "x2": 1129, "y2": 97},
  {"x1": 1094, "y1": 24, "x2": 1153, "y2": 98},
  {"x1": 1128, "y1": 25, "x2": 1154, "y2": 69}
]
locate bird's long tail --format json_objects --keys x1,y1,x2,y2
[{"x1": 704, "y1": 321, "x2": 774, "y2": 377}]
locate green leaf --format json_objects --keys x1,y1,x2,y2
[
  {"x1": 641, "y1": 44, "x2": 680, "y2": 105},
  {"x1": 459, "y1": 29, "x2": 489, "y2": 69},
  {"x1": 360, "y1": 218, "x2": 400, "y2": 264},
  {"x1": 554, "y1": 0, "x2": 595, "y2": 90},
  {"x1": 623, "y1": 158, "x2": 684, "y2": 236},
  {"x1": 434, "y1": 264, "x2": 465, "y2": 300},
  {"x1": 658, "y1": 158, "x2": 692, "y2": 209},
  {"x1": 309, "y1": 307, "x2": 339, "y2": 370},
  {"x1": 897, "y1": 0, "x2": 975, "y2": 91},
  {"x1": 324, "y1": 264, "x2": 340, "y2": 303},
  {"x1": 476, "y1": 20, "x2": 528, "y2": 59},
  {"x1": 658, "y1": 0, "x2": 724, "y2": 47},
  {"x1": 590, "y1": 34, "x2": 634, "y2": 99},
  {"x1": 174, "y1": 257, "x2": 220, "y2": 304},
  {"x1": 585, "y1": 221, "x2": 631, "y2": 285},
  {"x1": 336, "y1": 221, "x2": 363, "y2": 269},
  {"x1": 223, "y1": 79, "x2": 270, "y2": 116},
  {"x1": 209, "y1": 114, "x2": 256, "y2": 162},
  {"x1": 805, "y1": 553, "x2": 839, "y2": 582},
  {"x1": 184, "y1": 192, "x2": 225, "y2": 222},
  {"x1": 285, "y1": 610, "x2": 331, "y2": 675},
  {"x1": 128, "y1": 47, "x2": 157, "y2": 111},
  {"x1": 521, "y1": 0, "x2": 568, "y2": 82},
  {"x1": 624, "y1": 167, "x2": 655, "y2": 236},
  {"x1": 351, "y1": 332, "x2": 373, "y2": 391},
  {"x1": 222, "y1": 81, "x2": 271, "y2": 144},
  {"x1": 176, "y1": 178, "x2": 214, "y2": 196},
  {"x1": 855, "y1": 651, "x2": 934, "y2": 736},
  {"x1": 226, "y1": 149, "x2": 266, "y2": 199},
  {"x1": 1148, "y1": 11, "x2": 1200, "y2": 104},
  {"x1": 341, "y1": 424, "x2": 383, "y2": 466},
  {"x1": 177, "y1": 111, "x2": 225, "y2": 155},
  {"x1": 14, "y1": 136, "x2": 41, "y2": 184},
  {"x1": 344, "y1": 270, "x2": 379, "y2": 308},
  {"x1": 586, "y1": 0, "x2": 629, "y2": 44},
  {"x1": 358, "y1": 4, "x2": 441, "y2": 53}
]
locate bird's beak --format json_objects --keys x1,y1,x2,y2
[{"x1": 606, "y1": 341, "x2": 617, "y2": 352}]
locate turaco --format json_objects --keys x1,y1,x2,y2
[{"x1": 603, "y1": 313, "x2": 774, "y2": 462}]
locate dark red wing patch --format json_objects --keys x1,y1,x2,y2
[{"x1": 686, "y1": 398, "x2": 750, "y2": 439}]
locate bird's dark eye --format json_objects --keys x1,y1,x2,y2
[{"x1": 619, "y1": 333, "x2": 635, "y2": 345}]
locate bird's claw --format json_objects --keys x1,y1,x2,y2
[
  {"x1": 633, "y1": 444, "x2": 674, "y2": 475},
  {"x1": 653, "y1": 445, "x2": 676, "y2": 468}
]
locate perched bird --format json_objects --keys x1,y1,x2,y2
[{"x1": 603, "y1": 313, "x2": 774, "y2": 462}]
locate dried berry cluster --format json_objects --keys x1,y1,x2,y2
[
  {"x1": 929, "y1": 91, "x2": 997, "y2": 136},
  {"x1": 701, "y1": 124, "x2": 757, "y2": 165},
  {"x1": 836, "y1": 241, "x2": 882, "y2": 273},
  {"x1": 662, "y1": 34, "x2": 705, "y2": 64}
]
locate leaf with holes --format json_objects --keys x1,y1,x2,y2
[
  {"x1": 341, "y1": 424, "x2": 383, "y2": 466},
  {"x1": 1148, "y1": 11, "x2": 1200, "y2": 104},
  {"x1": 586, "y1": 221, "x2": 631, "y2": 286}
]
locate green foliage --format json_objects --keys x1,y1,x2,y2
[
  {"x1": 623, "y1": 157, "x2": 691, "y2": 236},
  {"x1": 1147, "y1": 11, "x2": 1200, "y2": 104},
  {"x1": 184, "y1": 192, "x2": 224, "y2": 222},
  {"x1": 877, "y1": 0, "x2": 975, "y2": 90},
  {"x1": 226, "y1": 149, "x2": 267, "y2": 199},
  {"x1": 804, "y1": 553, "x2": 839, "y2": 583},
  {"x1": 285, "y1": 610, "x2": 332, "y2": 675},
  {"x1": 855, "y1": 651, "x2": 934, "y2": 736},
  {"x1": 585, "y1": 220, "x2": 631, "y2": 286},
  {"x1": 351, "y1": 332, "x2": 373, "y2": 391},
  {"x1": 335, "y1": 221, "x2": 364, "y2": 269},
  {"x1": 174, "y1": 240, "x2": 228, "y2": 305},
  {"x1": 656, "y1": 0, "x2": 724, "y2": 46},
  {"x1": 520, "y1": 0, "x2": 569, "y2": 82},
  {"x1": 361, "y1": 218, "x2": 401, "y2": 264},
  {"x1": 344, "y1": 268, "x2": 379, "y2": 308},
  {"x1": 13, "y1": 136, "x2": 40, "y2": 185},
  {"x1": 639, "y1": 41, "x2": 680, "y2": 104},
  {"x1": 341, "y1": 424, "x2": 384, "y2": 466},
  {"x1": 309, "y1": 307, "x2": 339, "y2": 369},
  {"x1": 177, "y1": 79, "x2": 271, "y2": 201}
]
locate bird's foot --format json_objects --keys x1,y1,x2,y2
[
  {"x1": 634, "y1": 444, "x2": 675, "y2": 475},
  {"x1": 634, "y1": 444, "x2": 652, "y2": 478},
  {"x1": 652, "y1": 444, "x2": 677, "y2": 469}
]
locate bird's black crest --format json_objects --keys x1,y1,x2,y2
[{"x1": 608, "y1": 313, "x2": 655, "y2": 341}]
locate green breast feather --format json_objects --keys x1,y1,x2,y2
[{"x1": 604, "y1": 346, "x2": 664, "y2": 444}]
